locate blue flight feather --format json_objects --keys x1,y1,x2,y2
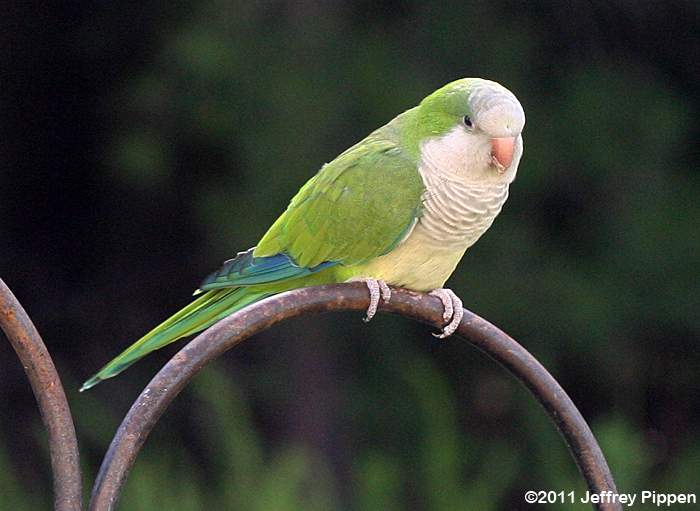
[{"x1": 199, "y1": 247, "x2": 336, "y2": 290}]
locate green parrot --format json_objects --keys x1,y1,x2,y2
[{"x1": 80, "y1": 77, "x2": 525, "y2": 391}]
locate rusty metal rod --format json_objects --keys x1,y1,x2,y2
[
  {"x1": 0, "y1": 279, "x2": 82, "y2": 511},
  {"x1": 89, "y1": 283, "x2": 620, "y2": 511}
]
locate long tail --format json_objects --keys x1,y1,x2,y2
[{"x1": 80, "y1": 287, "x2": 268, "y2": 391}]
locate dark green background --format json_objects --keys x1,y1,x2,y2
[{"x1": 1, "y1": 1, "x2": 698, "y2": 509}]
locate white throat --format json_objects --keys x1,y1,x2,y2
[{"x1": 414, "y1": 126, "x2": 519, "y2": 250}]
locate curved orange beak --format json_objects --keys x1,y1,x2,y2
[{"x1": 491, "y1": 137, "x2": 516, "y2": 173}]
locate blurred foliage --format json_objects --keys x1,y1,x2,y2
[
  {"x1": 2, "y1": 365, "x2": 699, "y2": 510},
  {"x1": 1, "y1": 0, "x2": 699, "y2": 509}
]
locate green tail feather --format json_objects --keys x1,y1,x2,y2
[{"x1": 80, "y1": 287, "x2": 268, "y2": 391}]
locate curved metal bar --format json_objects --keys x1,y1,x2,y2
[
  {"x1": 0, "y1": 279, "x2": 82, "y2": 511},
  {"x1": 89, "y1": 283, "x2": 621, "y2": 511}
]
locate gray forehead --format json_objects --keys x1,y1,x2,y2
[{"x1": 469, "y1": 82, "x2": 526, "y2": 136}]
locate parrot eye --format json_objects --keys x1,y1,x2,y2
[{"x1": 463, "y1": 116, "x2": 473, "y2": 128}]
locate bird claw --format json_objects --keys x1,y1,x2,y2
[
  {"x1": 429, "y1": 288, "x2": 463, "y2": 338},
  {"x1": 357, "y1": 278, "x2": 391, "y2": 322}
]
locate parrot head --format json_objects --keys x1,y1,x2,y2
[{"x1": 407, "y1": 78, "x2": 525, "y2": 184}]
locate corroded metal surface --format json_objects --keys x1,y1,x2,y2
[
  {"x1": 88, "y1": 283, "x2": 621, "y2": 511},
  {"x1": 0, "y1": 279, "x2": 82, "y2": 511}
]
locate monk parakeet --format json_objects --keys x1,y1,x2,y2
[{"x1": 81, "y1": 77, "x2": 525, "y2": 391}]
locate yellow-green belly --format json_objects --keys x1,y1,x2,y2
[{"x1": 337, "y1": 228, "x2": 469, "y2": 292}]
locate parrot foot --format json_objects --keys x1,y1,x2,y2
[
  {"x1": 356, "y1": 278, "x2": 392, "y2": 322},
  {"x1": 429, "y1": 288, "x2": 463, "y2": 338}
]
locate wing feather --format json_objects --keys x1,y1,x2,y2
[
  {"x1": 256, "y1": 129, "x2": 424, "y2": 268},
  {"x1": 199, "y1": 248, "x2": 335, "y2": 291}
]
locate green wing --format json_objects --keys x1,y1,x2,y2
[
  {"x1": 255, "y1": 128, "x2": 425, "y2": 268},
  {"x1": 80, "y1": 123, "x2": 425, "y2": 391}
]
